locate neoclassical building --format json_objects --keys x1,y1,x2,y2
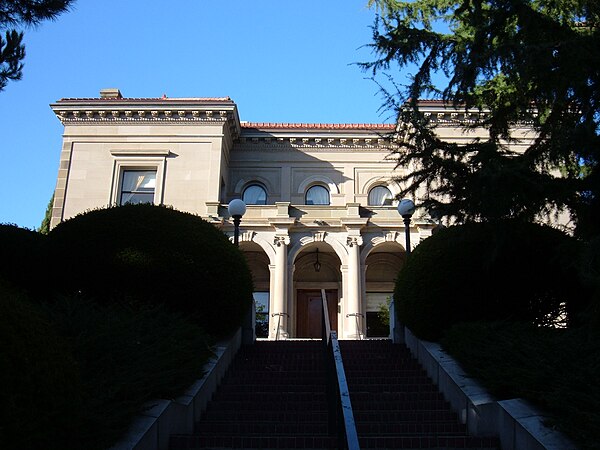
[{"x1": 49, "y1": 89, "x2": 528, "y2": 340}]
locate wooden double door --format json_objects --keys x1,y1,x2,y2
[{"x1": 296, "y1": 289, "x2": 338, "y2": 338}]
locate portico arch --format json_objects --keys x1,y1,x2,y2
[
  {"x1": 291, "y1": 241, "x2": 341, "y2": 338},
  {"x1": 289, "y1": 233, "x2": 348, "y2": 266},
  {"x1": 362, "y1": 239, "x2": 407, "y2": 337},
  {"x1": 239, "y1": 240, "x2": 272, "y2": 338}
]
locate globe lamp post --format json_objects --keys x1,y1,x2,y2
[
  {"x1": 228, "y1": 199, "x2": 246, "y2": 247},
  {"x1": 397, "y1": 198, "x2": 416, "y2": 255}
]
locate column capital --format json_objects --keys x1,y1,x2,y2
[
  {"x1": 347, "y1": 235, "x2": 363, "y2": 247},
  {"x1": 274, "y1": 235, "x2": 290, "y2": 247}
]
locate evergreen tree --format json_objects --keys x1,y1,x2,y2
[
  {"x1": 365, "y1": 0, "x2": 600, "y2": 237},
  {"x1": 38, "y1": 191, "x2": 53, "y2": 234},
  {"x1": 1, "y1": 0, "x2": 74, "y2": 91}
]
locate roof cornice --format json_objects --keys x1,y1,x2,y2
[
  {"x1": 237, "y1": 122, "x2": 397, "y2": 150},
  {"x1": 50, "y1": 97, "x2": 242, "y2": 139},
  {"x1": 241, "y1": 122, "x2": 395, "y2": 131}
]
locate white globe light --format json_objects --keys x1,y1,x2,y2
[
  {"x1": 397, "y1": 198, "x2": 416, "y2": 217},
  {"x1": 228, "y1": 199, "x2": 247, "y2": 217}
]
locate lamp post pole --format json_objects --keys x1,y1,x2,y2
[
  {"x1": 228, "y1": 199, "x2": 253, "y2": 344},
  {"x1": 402, "y1": 215, "x2": 412, "y2": 255},
  {"x1": 397, "y1": 199, "x2": 416, "y2": 255},
  {"x1": 233, "y1": 216, "x2": 241, "y2": 247},
  {"x1": 392, "y1": 198, "x2": 416, "y2": 344},
  {"x1": 228, "y1": 199, "x2": 247, "y2": 247}
]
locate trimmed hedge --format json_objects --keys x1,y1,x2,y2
[
  {"x1": 47, "y1": 204, "x2": 253, "y2": 337},
  {"x1": 0, "y1": 224, "x2": 47, "y2": 295},
  {"x1": 0, "y1": 281, "x2": 85, "y2": 450},
  {"x1": 394, "y1": 220, "x2": 585, "y2": 341},
  {"x1": 39, "y1": 296, "x2": 214, "y2": 449},
  {"x1": 442, "y1": 321, "x2": 600, "y2": 450}
]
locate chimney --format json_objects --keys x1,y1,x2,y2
[{"x1": 100, "y1": 88, "x2": 122, "y2": 99}]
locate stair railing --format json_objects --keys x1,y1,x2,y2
[
  {"x1": 345, "y1": 312, "x2": 364, "y2": 340},
  {"x1": 321, "y1": 289, "x2": 360, "y2": 450},
  {"x1": 271, "y1": 312, "x2": 288, "y2": 341}
]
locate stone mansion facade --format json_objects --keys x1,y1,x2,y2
[{"x1": 49, "y1": 89, "x2": 532, "y2": 340}]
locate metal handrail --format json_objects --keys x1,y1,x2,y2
[
  {"x1": 345, "y1": 313, "x2": 364, "y2": 340},
  {"x1": 271, "y1": 312, "x2": 288, "y2": 341},
  {"x1": 321, "y1": 289, "x2": 360, "y2": 450}
]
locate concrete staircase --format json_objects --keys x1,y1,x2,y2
[
  {"x1": 340, "y1": 339, "x2": 500, "y2": 449},
  {"x1": 169, "y1": 339, "x2": 500, "y2": 449},
  {"x1": 169, "y1": 340, "x2": 336, "y2": 449}
]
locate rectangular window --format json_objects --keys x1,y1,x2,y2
[{"x1": 120, "y1": 170, "x2": 156, "y2": 205}]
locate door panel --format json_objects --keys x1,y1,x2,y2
[{"x1": 296, "y1": 290, "x2": 337, "y2": 338}]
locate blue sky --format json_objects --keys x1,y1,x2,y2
[{"x1": 0, "y1": 1, "x2": 403, "y2": 230}]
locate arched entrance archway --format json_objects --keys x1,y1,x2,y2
[
  {"x1": 240, "y1": 241, "x2": 271, "y2": 338},
  {"x1": 364, "y1": 242, "x2": 406, "y2": 337},
  {"x1": 292, "y1": 243, "x2": 341, "y2": 338}
]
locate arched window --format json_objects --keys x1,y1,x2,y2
[
  {"x1": 305, "y1": 185, "x2": 330, "y2": 205},
  {"x1": 368, "y1": 185, "x2": 393, "y2": 206},
  {"x1": 242, "y1": 184, "x2": 267, "y2": 205}
]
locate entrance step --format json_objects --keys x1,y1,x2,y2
[
  {"x1": 169, "y1": 341, "x2": 335, "y2": 450},
  {"x1": 169, "y1": 339, "x2": 500, "y2": 450},
  {"x1": 340, "y1": 340, "x2": 500, "y2": 450}
]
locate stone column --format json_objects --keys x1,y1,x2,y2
[
  {"x1": 346, "y1": 235, "x2": 363, "y2": 339},
  {"x1": 271, "y1": 235, "x2": 290, "y2": 339}
]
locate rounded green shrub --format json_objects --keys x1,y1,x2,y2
[
  {"x1": 0, "y1": 281, "x2": 85, "y2": 449},
  {"x1": 39, "y1": 295, "x2": 214, "y2": 449},
  {"x1": 47, "y1": 204, "x2": 253, "y2": 336},
  {"x1": 0, "y1": 224, "x2": 47, "y2": 295},
  {"x1": 394, "y1": 220, "x2": 585, "y2": 341}
]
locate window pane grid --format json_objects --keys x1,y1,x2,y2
[{"x1": 120, "y1": 170, "x2": 156, "y2": 205}]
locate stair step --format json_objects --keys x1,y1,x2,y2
[
  {"x1": 169, "y1": 434, "x2": 336, "y2": 450},
  {"x1": 348, "y1": 383, "x2": 438, "y2": 393},
  {"x1": 222, "y1": 384, "x2": 327, "y2": 393},
  {"x1": 199, "y1": 410, "x2": 328, "y2": 422},
  {"x1": 353, "y1": 410, "x2": 460, "y2": 422},
  {"x1": 359, "y1": 435, "x2": 500, "y2": 449},
  {"x1": 356, "y1": 421, "x2": 467, "y2": 434},
  {"x1": 195, "y1": 421, "x2": 329, "y2": 435},
  {"x1": 204, "y1": 400, "x2": 328, "y2": 411},
  {"x1": 347, "y1": 376, "x2": 434, "y2": 384},
  {"x1": 350, "y1": 391, "x2": 445, "y2": 402},
  {"x1": 212, "y1": 391, "x2": 326, "y2": 402},
  {"x1": 351, "y1": 399, "x2": 452, "y2": 410}
]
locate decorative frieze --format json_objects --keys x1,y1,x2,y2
[
  {"x1": 415, "y1": 109, "x2": 535, "y2": 125},
  {"x1": 234, "y1": 135, "x2": 394, "y2": 150},
  {"x1": 54, "y1": 108, "x2": 234, "y2": 124}
]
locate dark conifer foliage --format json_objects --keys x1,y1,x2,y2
[
  {"x1": 365, "y1": 0, "x2": 600, "y2": 237},
  {"x1": 38, "y1": 191, "x2": 53, "y2": 234},
  {"x1": 0, "y1": 0, "x2": 74, "y2": 91}
]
